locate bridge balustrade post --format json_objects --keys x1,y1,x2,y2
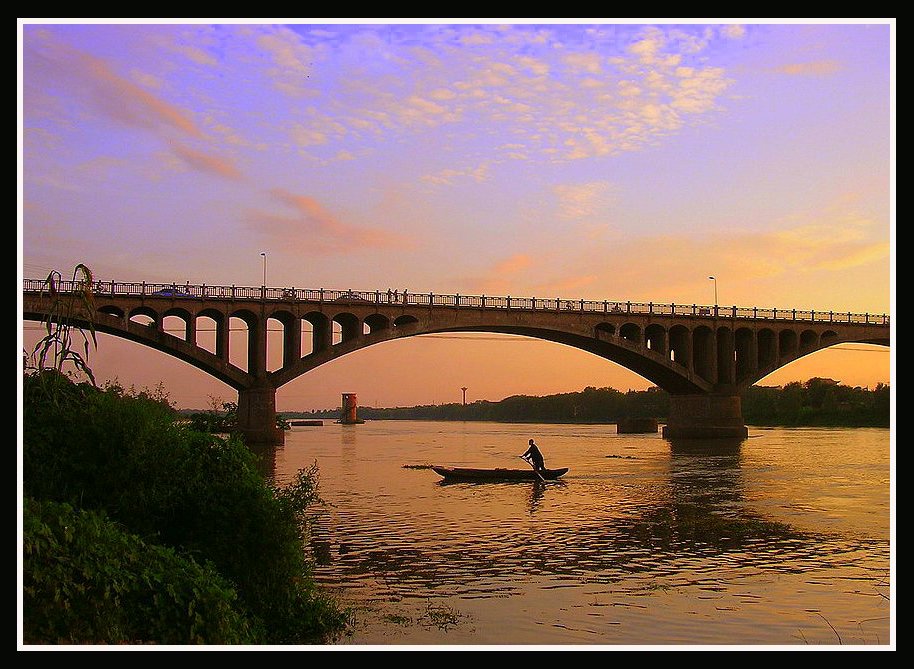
[
  {"x1": 482, "y1": 295, "x2": 486, "y2": 308},
  {"x1": 792, "y1": 309, "x2": 796, "y2": 319},
  {"x1": 231, "y1": 285, "x2": 236, "y2": 299},
  {"x1": 507, "y1": 296, "x2": 511, "y2": 308},
  {"x1": 811, "y1": 310, "x2": 815, "y2": 321},
  {"x1": 532, "y1": 297, "x2": 536, "y2": 309},
  {"x1": 456, "y1": 294, "x2": 460, "y2": 307},
  {"x1": 603, "y1": 300, "x2": 607, "y2": 313},
  {"x1": 142, "y1": 281, "x2": 146, "y2": 296},
  {"x1": 830, "y1": 311, "x2": 834, "y2": 322},
  {"x1": 320, "y1": 289, "x2": 324, "y2": 303},
  {"x1": 847, "y1": 312, "x2": 851, "y2": 322},
  {"x1": 671, "y1": 303, "x2": 675, "y2": 315},
  {"x1": 865, "y1": 313, "x2": 869, "y2": 324},
  {"x1": 429, "y1": 292, "x2": 433, "y2": 306},
  {"x1": 732, "y1": 306, "x2": 736, "y2": 318},
  {"x1": 692, "y1": 304, "x2": 696, "y2": 315},
  {"x1": 626, "y1": 301, "x2": 631, "y2": 313},
  {"x1": 579, "y1": 299, "x2": 584, "y2": 311}
]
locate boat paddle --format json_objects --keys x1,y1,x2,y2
[{"x1": 520, "y1": 456, "x2": 547, "y2": 483}]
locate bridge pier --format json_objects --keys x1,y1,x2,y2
[
  {"x1": 237, "y1": 382, "x2": 285, "y2": 447},
  {"x1": 662, "y1": 394, "x2": 749, "y2": 440}
]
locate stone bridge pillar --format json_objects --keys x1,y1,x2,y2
[
  {"x1": 662, "y1": 393, "x2": 748, "y2": 440},
  {"x1": 237, "y1": 381, "x2": 284, "y2": 447}
]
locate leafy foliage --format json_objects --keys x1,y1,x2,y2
[
  {"x1": 22, "y1": 372, "x2": 348, "y2": 643},
  {"x1": 23, "y1": 498, "x2": 254, "y2": 644}
]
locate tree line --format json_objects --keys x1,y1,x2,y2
[{"x1": 295, "y1": 378, "x2": 890, "y2": 428}]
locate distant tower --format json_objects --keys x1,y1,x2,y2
[
  {"x1": 340, "y1": 393, "x2": 359, "y2": 424},
  {"x1": 461, "y1": 387, "x2": 468, "y2": 405}
]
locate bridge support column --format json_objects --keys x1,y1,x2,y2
[
  {"x1": 662, "y1": 394, "x2": 748, "y2": 440},
  {"x1": 237, "y1": 382, "x2": 284, "y2": 447}
]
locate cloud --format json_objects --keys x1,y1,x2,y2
[
  {"x1": 776, "y1": 60, "x2": 842, "y2": 76},
  {"x1": 25, "y1": 35, "x2": 202, "y2": 139},
  {"x1": 495, "y1": 254, "x2": 532, "y2": 274},
  {"x1": 553, "y1": 182, "x2": 615, "y2": 220},
  {"x1": 170, "y1": 142, "x2": 243, "y2": 180},
  {"x1": 421, "y1": 162, "x2": 490, "y2": 185},
  {"x1": 247, "y1": 24, "x2": 736, "y2": 165},
  {"x1": 247, "y1": 189, "x2": 406, "y2": 254},
  {"x1": 256, "y1": 26, "x2": 316, "y2": 84}
]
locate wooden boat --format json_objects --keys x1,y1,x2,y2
[{"x1": 431, "y1": 466, "x2": 569, "y2": 481}]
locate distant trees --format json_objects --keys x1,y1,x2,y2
[
  {"x1": 300, "y1": 379, "x2": 890, "y2": 428},
  {"x1": 743, "y1": 378, "x2": 890, "y2": 427}
]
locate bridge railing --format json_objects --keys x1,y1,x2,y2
[{"x1": 22, "y1": 278, "x2": 890, "y2": 326}]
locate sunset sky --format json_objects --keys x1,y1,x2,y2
[{"x1": 19, "y1": 20, "x2": 894, "y2": 411}]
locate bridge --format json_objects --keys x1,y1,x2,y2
[{"x1": 23, "y1": 279, "x2": 890, "y2": 445}]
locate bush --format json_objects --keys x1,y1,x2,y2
[
  {"x1": 22, "y1": 371, "x2": 348, "y2": 644},
  {"x1": 23, "y1": 498, "x2": 254, "y2": 644}
]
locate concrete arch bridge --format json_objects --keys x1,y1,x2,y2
[{"x1": 23, "y1": 279, "x2": 890, "y2": 444}]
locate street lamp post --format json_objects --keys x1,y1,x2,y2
[
  {"x1": 260, "y1": 252, "x2": 267, "y2": 287},
  {"x1": 708, "y1": 276, "x2": 718, "y2": 315}
]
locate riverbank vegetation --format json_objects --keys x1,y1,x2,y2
[
  {"x1": 22, "y1": 371, "x2": 348, "y2": 644},
  {"x1": 291, "y1": 378, "x2": 889, "y2": 428}
]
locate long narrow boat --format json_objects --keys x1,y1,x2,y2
[{"x1": 432, "y1": 466, "x2": 569, "y2": 481}]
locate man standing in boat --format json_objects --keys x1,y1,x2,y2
[{"x1": 521, "y1": 439, "x2": 546, "y2": 473}]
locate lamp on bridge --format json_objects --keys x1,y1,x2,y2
[
  {"x1": 260, "y1": 252, "x2": 267, "y2": 287},
  {"x1": 708, "y1": 276, "x2": 718, "y2": 310}
]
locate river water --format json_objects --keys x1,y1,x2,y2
[{"x1": 269, "y1": 421, "x2": 892, "y2": 647}]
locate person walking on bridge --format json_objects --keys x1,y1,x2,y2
[{"x1": 521, "y1": 438, "x2": 546, "y2": 473}]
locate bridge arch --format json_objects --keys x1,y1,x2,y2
[
  {"x1": 365, "y1": 313, "x2": 390, "y2": 333},
  {"x1": 758, "y1": 328, "x2": 777, "y2": 370},
  {"x1": 800, "y1": 329, "x2": 818, "y2": 352},
  {"x1": 645, "y1": 324, "x2": 666, "y2": 354},
  {"x1": 668, "y1": 325, "x2": 690, "y2": 368},
  {"x1": 693, "y1": 326, "x2": 714, "y2": 382},
  {"x1": 594, "y1": 322, "x2": 615, "y2": 340},
  {"x1": 394, "y1": 314, "x2": 419, "y2": 328},
  {"x1": 99, "y1": 305, "x2": 124, "y2": 318},
  {"x1": 230, "y1": 309, "x2": 260, "y2": 374},
  {"x1": 620, "y1": 323, "x2": 641, "y2": 344},
  {"x1": 734, "y1": 327, "x2": 755, "y2": 383},
  {"x1": 333, "y1": 312, "x2": 361, "y2": 345},
  {"x1": 779, "y1": 329, "x2": 798, "y2": 359}
]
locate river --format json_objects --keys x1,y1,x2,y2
[{"x1": 268, "y1": 421, "x2": 892, "y2": 647}]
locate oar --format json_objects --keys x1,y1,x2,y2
[{"x1": 520, "y1": 456, "x2": 547, "y2": 483}]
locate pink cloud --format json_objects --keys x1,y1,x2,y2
[
  {"x1": 247, "y1": 189, "x2": 406, "y2": 254},
  {"x1": 170, "y1": 142, "x2": 243, "y2": 180},
  {"x1": 26, "y1": 36, "x2": 202, "y2": 138},
  {"x1": 776, "y1": 60, "x2": 842, "y2": 76}
]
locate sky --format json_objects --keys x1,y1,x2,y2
[{"x1": 18, "y1": 19, "x2": 894, "y2": 411}]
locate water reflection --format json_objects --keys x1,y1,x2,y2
[
  {"x1": 246, "y1": 442, "x2": 277, "y2": 482},
  {"x1": 272, "y1": 423, "x2": 889, "y2": 644},
  {"x1": 304, "y1": 437, "x2": 848, "y2": 597}
]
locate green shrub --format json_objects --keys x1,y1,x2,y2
[
  {"x1": 22, "y1": 372, "x2": 348, "y2": 643},
  {"x1": 23, "y1": 498, "x2": 254, "y2": 644}
]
